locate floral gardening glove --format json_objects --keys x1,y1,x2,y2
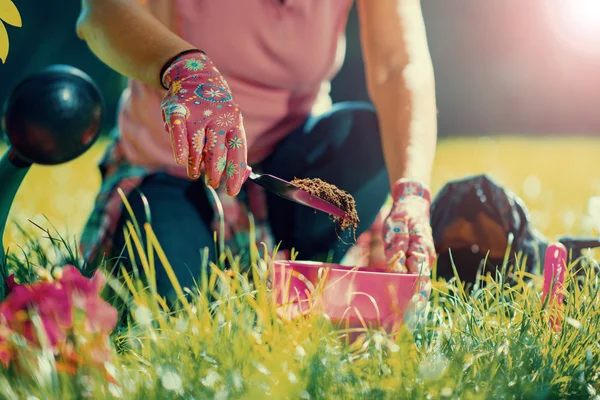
[
  {"x1": 383, "y1": 179, "x2": 436, "y2": 276},
  {"x1": 161, "y1": 51, "x2": 248, "y2": 196}
]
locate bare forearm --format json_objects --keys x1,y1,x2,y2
[
  {"x1": 358, "y1": 0, "x2": 437, "y2": 187},
  {"x1": 371, "y1": 67, "x2": 437, "y2": 187},
  {"x1": 76, "y1": 0, "x2": 195, "y2": 89}
]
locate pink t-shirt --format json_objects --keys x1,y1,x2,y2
[{"x1": 116, "y1": 0, "x2": 352, "y2": 178}]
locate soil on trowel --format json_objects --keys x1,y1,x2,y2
[{"x1": 291, "y1": 178, "x2": 359, "y2": 231}]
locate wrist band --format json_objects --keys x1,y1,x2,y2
[
  {"x1": 160, "y1": 48, "x2": 205, "y2": 90},
  {"x1": 391, "y1": 179, "x2": 432, "y2": 203}
]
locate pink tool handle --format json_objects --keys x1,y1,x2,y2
[
  {"x1": 543, "y1": 243, "x2": 567, "y2": 303},
  {"x1": 542, "y1": 242, "x2": 567, "y2": 330}
]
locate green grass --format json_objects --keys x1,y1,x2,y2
[
  {"x1": 1, "y1": 136, "x2": 600, "y2": 399},
  {"x1": 0, "y1": 196, "x2": 599, "y2": 398},
  {"x1": 1, "y1": 216, "x2": 599, "y2": 399}
]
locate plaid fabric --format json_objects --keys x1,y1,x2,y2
[{"x1": 79, "y1": 142, "x2": 279, "y2": 267}]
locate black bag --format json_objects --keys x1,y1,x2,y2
[{"x1": 430, "y1": 174, "x2": 547, "y2": 284}]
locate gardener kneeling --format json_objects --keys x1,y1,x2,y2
[{"x1": 76, "y1": 0, "x2": 438, "y2": 298}]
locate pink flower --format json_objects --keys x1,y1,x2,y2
[
  {"x1": 0, "y1": 276, "x2": 72, "y2": 346},
  {"x1": 0, "y1": 265, "x2": 118, "y2": 369},
  {"x1": 58, "y1": 266, "x2": 118, "y2": 335}
]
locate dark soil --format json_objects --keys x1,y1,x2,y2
[{"x1": 291, "y1": 178, "x2": 359, "y2": 231}]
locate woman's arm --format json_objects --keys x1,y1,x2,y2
[
  {"x1": 76, "y1": 0, "x2": 195, "y2": 89},
  {"x1": 357, "y1": 0, "x2": 437, "y2": 187}
]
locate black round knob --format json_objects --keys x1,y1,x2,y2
[{"x1": 2, "y1": 65, "x2": 104, "y2": 165}]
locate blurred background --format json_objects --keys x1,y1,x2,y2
[
  {"x1": 2, "y1": 0, "x2": 600, "y2": 250},
  {"x1": 3, "y1": 0, "x2": 600, "y2": 135}
]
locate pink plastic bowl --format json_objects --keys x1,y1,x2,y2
[{"x1": 271, "y1": 261, "x2": 425, "y2": 335}]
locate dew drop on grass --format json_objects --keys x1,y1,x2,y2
[
  {"x1": 382, "y1": 364, "x2": 392, "y2": 375},
  {"x1": 134, "y1": 306, "x2": 152, "y2": 326},
  {"x1": 200, "y1": 369, "x2": 221, "y2": 388},
  {"x1": 231, "y1": 370, "x2": 243, "y2": 391},
  {"x1": 200, "y1": 351, "x2": 218, "y2": 366},
  {"x1": 418, "y1": 354, "x2": 449, "y2": 380},
  {"x1": 440, "y1": 387, "x2": 453, "y2": 397},
  {"x1": 259, "y1": 383, "x2": 272, "y2": 396},
  {"x1": 251, "y1": 330, "x2": 262, "y2": 345},
  {"x1": 300, "y1": 391, "x2": 311, "y2": 400},
  {"x1": 288, "y1": 371, "x2": 298, "y2": 383},
  {"x1": 35, "y1": 356, "x2": 53, "y2": 385},
  {"x1": 175, "y1": 318, "x2": 189, "y2": 332},
  {"x1": 77, "y1": 376, "x2": 94, "y2": 398},
  {"x1": 108, "y1": 383, "x2": 123, "y2": 398},
  {"x1": 372, "y1": 333, "x2": 385, "y2": 350},
  {"x1": 253, "y1": 362, "x2": 271, "y2": 375},
  {"x1": 214, "y1": 389, "x2": 229, "y2": 400},
  {"x1": 496, "y1": 340, "x2": 509, "y2": 357},
  {"x1": 104, "y1": 362, "x2": 118, "y2": 380},
  {"x1": 160, "y1": 370, "x2": 183, "y2": 393},
  {"x1": 295, "y1": 345, "x2": 306, "y2": 359},
  {"x1": 565, "y1": 317, "x2": 582, "y2": 330}
]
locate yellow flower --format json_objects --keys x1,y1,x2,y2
[{"x1": 0, "y1": 0, "x2": 22, "y2": 63}]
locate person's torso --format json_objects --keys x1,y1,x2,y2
[{"x1": 118, "y1": 0, "x2": 352, "y2": 173}]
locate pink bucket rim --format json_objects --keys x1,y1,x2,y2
[{"x1": 272, "y1": 260, "x2": 422, "y2": 278}]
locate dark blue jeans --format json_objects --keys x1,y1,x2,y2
[{"x1": 111, "y1": 102, "x2": 391, "y2": 296}]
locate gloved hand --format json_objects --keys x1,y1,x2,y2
[
  {"x1": 161, "y1": 50, "x2": 248, "y2": 196},
  {"x1": 383, "y1": 179, "x2": 436, "y2": 275}
]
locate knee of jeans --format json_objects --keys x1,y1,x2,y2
[
  {"x1": 327, "y1": 102, "x2": 380, "y2": 142},
  {"x1": 344, "y1": 102, "x2": 378, "y2": 127},
  {"x1": 305, "y1": 103, "x2": 381, "y2": 168}
]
